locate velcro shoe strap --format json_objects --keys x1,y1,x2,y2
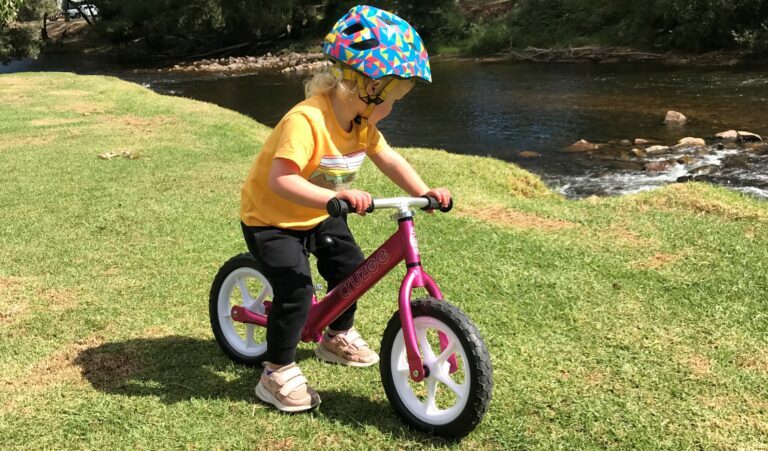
[
  {"x1": 278, "y1": 371, "x2": 307, "y2": 398},
  {"x1": 345, "y1": 329, "x2": 368, "y2": 349},
  {"x1": 277, "y1": 365, "x2": 302, "y2": 381}
]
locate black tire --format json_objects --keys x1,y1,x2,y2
[
  {"x1": 209, "y1": 252, "x2": 270, "y2": 366},
  {"x1": 380, "y1": 298, "x2": 493, "y2": 438}
]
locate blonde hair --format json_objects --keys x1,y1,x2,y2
[
  {"x1": 304, "y1": 70, "x2": 357, "y2": 99},
  {"x1": 304, "y1": 65, "x2": 398, "y2": 100}
]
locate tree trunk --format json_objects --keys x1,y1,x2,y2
[
  {"x1": 79, "y1": 6, "x2": 93, "y2": 26},
  {"x1": 42, "y1": 14, "x2": 48, "y2": 40}
]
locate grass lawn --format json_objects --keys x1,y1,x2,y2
[{"x1": 1, "y1": 72, "x2": 767, "y2": 449}]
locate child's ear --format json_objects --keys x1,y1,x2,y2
[{"x1": 366, "y1": 79, "x2": 381, "y2": 97}]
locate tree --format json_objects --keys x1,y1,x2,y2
[
  {"x1": 1, "y1": 0, "x2": 57, "y2": 62},
  {"x1": 220, "y1": 0, "x2": 316, "y2": 41},
  {"x1": 17, "y1": 0, "x2": 56, "y2": 21},
  {"x1": 94, "y1": 0, "x2": 227, "y2": 51},
  {"x1": 17, "y1": 0, "x2": 57, "y2": 40},
  {"x1": 1, "y1": 0, "x2": 21, "y2": 27}
]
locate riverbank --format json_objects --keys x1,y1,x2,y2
[
  {"x1": 38, "y1": 18, "x2": 764, "y2": 73},
  {"x1": 147, "y1": 45, "x2": 765, "y2": 74},
  {"x1": 2, "y1": 72, "x2": 768, "y2": 449},
  {"x1": 156, "y1": 46, "x2": 758, "y2": 75},
  {"x1": 475, "y1": 46, "x2": 758, "y2": 66},
  {"x1": 159, "y1": 51, "x2": 330, "y2": 75}
]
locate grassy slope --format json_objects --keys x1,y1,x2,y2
[{"x1": 1, "y1": 72, "x2": 767, "y2": 450}]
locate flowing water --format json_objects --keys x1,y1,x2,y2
[{"x1": 4, "y1": 54, "x2": 768, "y2": 198}]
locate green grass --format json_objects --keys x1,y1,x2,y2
[{"x1": 1, "y1": 72, "x2": 767, "y2": 449}]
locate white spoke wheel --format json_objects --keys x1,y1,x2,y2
[
  {"x1": 380, "y1": 298, "x2": 493, "y2": 438},
  {"x1": 209, "y1": 253, "x2": 271, "y2": 366}
]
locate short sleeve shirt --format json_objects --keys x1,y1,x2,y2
[{"x1": 240, "y1": 94, "x2": 391, "y2": 230}]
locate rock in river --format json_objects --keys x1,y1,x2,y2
[
  {"x1": 645, "y1": 145, "x2": 671, "y2": 155},
  {"x1": 565, "y1": 139, "x2": 598, "y2": 152},
  {"x1": 676, "y1": 155, "x2": 696, "y2": 165},
  {"x1": 664, "y1": 110, "x2": 687, "y2": 124},
  {"x1": 747, "y1": 143, "x2": 768, "y2": 155},
  {"x1": 688, "y1": 164, "x2": 718, "y2": 176},
  {"x1": 674, "y1": 137, "x2": 706, "y2": 149},
  {"x1": 738, "y1": 131, "x2": 762, "y2": 142},
  {"x1": 722, "y1": 154, "x2": 752, "y2": 169},
  {"x1": 645, "y1": 160, "x2": 676, "y2": 172},
  {"x1": 716, "y1": 129, "x2": 739, "y2": 141}
]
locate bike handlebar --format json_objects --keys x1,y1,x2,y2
[{"x1": 326, "y1": 196, "x2": 453, "y2": 218}]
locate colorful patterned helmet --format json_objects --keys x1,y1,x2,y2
[{"x1": 322, "y1": 5, "x2": 432, "y2": 83}]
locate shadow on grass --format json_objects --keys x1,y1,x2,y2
[
  {"x1": 74, "y1": 336, "x2": 251, "y2": 403},
  {"x1": 74, "y1": 336, "x2": 455, "y2": 445}
]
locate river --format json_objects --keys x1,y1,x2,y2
[{"x1": 3, "y1": 54, "x2": 767, "y2": 198}]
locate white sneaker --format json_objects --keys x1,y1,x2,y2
[
  {"x1": 315, "y1": 328, "x2": 380, "y2": 367},
  {"x1": 255, "y1": 362, "x2": 320, "y2": 412}
]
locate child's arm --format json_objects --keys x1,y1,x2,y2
[
  {"x1": 270, "y1": 158, "x2": 373, "y2": 214},
  {"x1": 369, "y1": 147, "x2": 451, "y2": 208}
]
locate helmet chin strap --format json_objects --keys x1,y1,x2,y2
[
  {"x1": 334, "y1": 64, "x2": 399, "y2": 149},
  {"x1": 354, "y1": 76, "x2": 398, "y2": 149}
]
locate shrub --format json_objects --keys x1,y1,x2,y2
[{"x1": 0, "y1": 22, "x2": 41, "y2": 61}]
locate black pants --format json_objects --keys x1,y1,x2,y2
[{"x1": 241, "y1": 216, "x2": 365, "y2": 365}]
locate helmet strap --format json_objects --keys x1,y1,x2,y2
[
  {"x1": 353, "y1": 75, "x2": 399, "y2": 149},
  {"x1": 331, "y1": 63, "x2": 399, "y2": 149}
]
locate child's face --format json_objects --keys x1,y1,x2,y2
[{"x1": 365, "y1": 79, "x2": 415, "y2": 126}]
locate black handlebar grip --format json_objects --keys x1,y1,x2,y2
[
  {"x1": 326, "y1": 198, "x2": 350, "y2": 217},
  {"x1": 326, "y1": 198, "x2": 375, "y2": 217},
  {"x1": 421, "y1": 196, "x2": 454, "y2": 213}
]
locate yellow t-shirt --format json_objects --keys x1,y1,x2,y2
[{"x1": 240, "y1": 94, "x2": 390, "y2": 230}]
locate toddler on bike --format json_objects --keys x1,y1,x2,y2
[{"x1": 240, "y1": 5, "x2": 451, "y2": 412}]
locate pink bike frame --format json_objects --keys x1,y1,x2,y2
[{"x1": 230, "y1": 214, "x2": 457, "y2": 382}]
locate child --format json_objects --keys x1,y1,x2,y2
[{"x1": 240, "y1": 5, "x2": 451, "y2": 412}]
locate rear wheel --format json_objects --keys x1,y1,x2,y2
[
  {"x1": 380, "y1": 298, "x2": 493, "y2": 438},
  {"x1": 209, "y1": 253, "x2": 271, "y2": 366}
]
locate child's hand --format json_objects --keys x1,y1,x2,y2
[
  {"x1": 424, "y1": 188, "x2": 452, "y2": 210},
  {"x1": 335, "y1": 190, "x2": 373, "y2": 215}
]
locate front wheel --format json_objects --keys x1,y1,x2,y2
[
  {"x1": 380, "y1": 298, "x2": 493, "y2": 438},
  {"x1": 209, "y1": 253, "x2": 271, "y2": 366}
]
